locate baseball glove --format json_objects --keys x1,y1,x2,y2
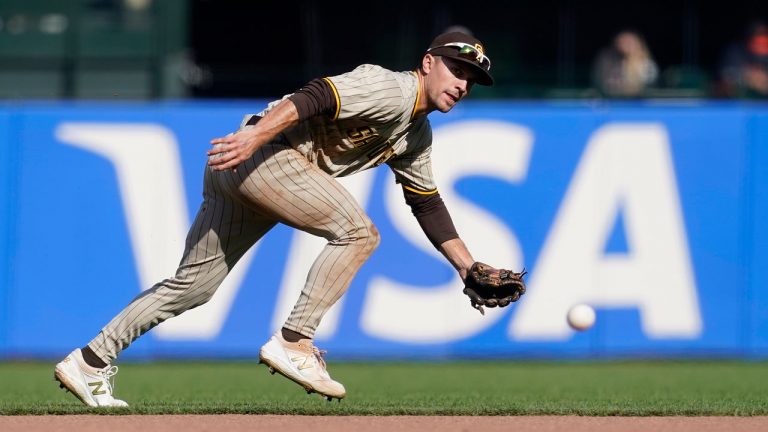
[{"x1": 463, "y1": 262, "x2": 527, "y2": 315}]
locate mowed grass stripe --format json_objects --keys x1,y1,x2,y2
[{"x1": 1, "y1": 361, "x2": 767, "y2": 415}]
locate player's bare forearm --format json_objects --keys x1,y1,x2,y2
[
  {"x1": 208, "y1": 100, "x2": 300, "y2": 171},
  {"x1": 439, "y1": 238, "x2": 475, "y2": 281}
]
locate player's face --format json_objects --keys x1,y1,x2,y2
[{"x1": 425, "y1": 56, "x2": 478, "y2": 113}]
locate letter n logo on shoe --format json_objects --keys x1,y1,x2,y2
[
  {"x1": 89, "y1": 381, "x2": 106, "y2": 395},
  {"x1": 290, "y1": 356, "x2": 312, "y2": 370}
]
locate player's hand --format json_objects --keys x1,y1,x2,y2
[{"x1": 207, "y1": 130, "x2": 262, "y2": 171}]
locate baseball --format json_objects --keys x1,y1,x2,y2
[{"x1": 567, "y1": 304, "x2": 596, "y2": 331}]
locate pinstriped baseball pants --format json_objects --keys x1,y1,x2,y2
[{"x1": 87, "y1": 140, "x2": 380, "y2": 363}]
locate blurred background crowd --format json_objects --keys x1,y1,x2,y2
[{"x1": 1, "y1": 0, "x2": 767, "y2": 100}]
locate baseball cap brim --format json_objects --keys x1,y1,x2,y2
[{"x1": 428, "y1": 46, "x2": 494, "y2": 86}]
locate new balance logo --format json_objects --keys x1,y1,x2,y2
[
  {"x1": 88, "y1": 381, "x2": 106, "y2": 395},
  {"x1": 290, "y1": 356, "x2": 313, "y2": 370}
]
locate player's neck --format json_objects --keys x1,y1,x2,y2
[{"x1": 412, "y1": 69, "x2": 431, "y2": 118}]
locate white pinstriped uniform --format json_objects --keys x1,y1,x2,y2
[{"x1": 88, "y1": 64, "x2": 436, "y2": 362}]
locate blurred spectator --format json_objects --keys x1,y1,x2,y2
[
  {"x1": 592, "y1": 30, "x2": 659, "y2": 97},
  {"x1": 718, "y1": 21, "x2": 768, "y2": 98}
]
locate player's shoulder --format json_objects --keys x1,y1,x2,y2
[
  {"x1": 335, "y1": 64, "x2": 418, "y2": 83},
  {"x1": 352, "y1": 64, "x2": 418, "y2": 91},
  {"x1": 353, "y1": 63, "x2": 417, "y2": 79},
  {"x1": 330, "y1": 64, "x2": 416, "y2": 98},
  {"x1": 350, "y1": 63, "x2": 392, "y2": 74},
  {"x1": 336, "y1": 63, "x2": 399, "y2": 82}
]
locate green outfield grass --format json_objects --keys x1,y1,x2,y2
[{"x1": 1, "y1": 360, "x2": 767, "y2": 415}]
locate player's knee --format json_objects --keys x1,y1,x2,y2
[
  {"x1": 335, "y1": 218, "x2": 380, "y2": 253},
  {"x1": 360, "y1": 222, "x2": 381, "y2": 254},
  {"x1": 354, "y1": 220, "x2": 380, "y2": 257},
  {"x1": 189, "y1": 288, "x2": 216, "y2": 307},
  {"x1": 157, "y1": 275, "x2": 218, "y2": 310}
]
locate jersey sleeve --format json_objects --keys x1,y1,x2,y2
[
  {"x1": 386, "y1": 119, "x2": 436, "y2": 193},
  {"x1": 325, "y1": 64, "x2": 407, "y2": 123},
  {"x1": 287, "y1": 78, "x2": 337, "y2": 121}
]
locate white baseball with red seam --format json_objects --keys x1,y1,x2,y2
[{"x1": 567, "y1": 304, "x2": 596, "y2": 331}]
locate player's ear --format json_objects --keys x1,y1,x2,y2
[{"x1": 421, "y1": 54, "x2": 435, "y2": 75}]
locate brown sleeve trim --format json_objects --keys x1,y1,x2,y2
[
  {"x1": 402, "y1": 187, "x2": 459, "y2": 249},
  {"x1": 287, "y1": 78, "x2": 338, "y2": 122}
]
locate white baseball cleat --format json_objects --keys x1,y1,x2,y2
[
  {"x1": 259, "y1": 332, "x2": 346, "y2": 401},
  {"x1": 54, "y1": 349, "x2": 128, "y2": 408}
]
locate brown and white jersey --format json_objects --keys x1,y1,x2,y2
[{"x1": 244, "y1": 64, "x2": 436, "y2": 193}]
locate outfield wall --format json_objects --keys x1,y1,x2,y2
[{"x1": 0, "y1": 101, "x2": 767, "y2": 359}]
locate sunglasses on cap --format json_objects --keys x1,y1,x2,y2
[{"x1": 428, "y1": 42, "x2": 492, "y2": 71}]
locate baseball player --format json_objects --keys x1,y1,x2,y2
[{"x1": 53, "y1": 31, "x2": 525, "y2": 406}]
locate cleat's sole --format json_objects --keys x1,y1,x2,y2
[{"x1": 259, "y1": 354, "x2": 343, "y2": 401}]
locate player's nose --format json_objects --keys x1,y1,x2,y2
[{"x1": 456, "y1": 80, "x2": 468, "y2": 96}]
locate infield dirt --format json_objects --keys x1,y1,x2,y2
[{"x1": 2, "y1": 415, "x2": 768, "y2": 432}]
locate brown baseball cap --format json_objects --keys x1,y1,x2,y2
[{"x1": 426, "y1": 31, "x2": 494, "y2": 86}]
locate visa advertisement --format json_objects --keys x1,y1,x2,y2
[{"x1": 0, "y1": 101, "x2": 766, "y2": 359}]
